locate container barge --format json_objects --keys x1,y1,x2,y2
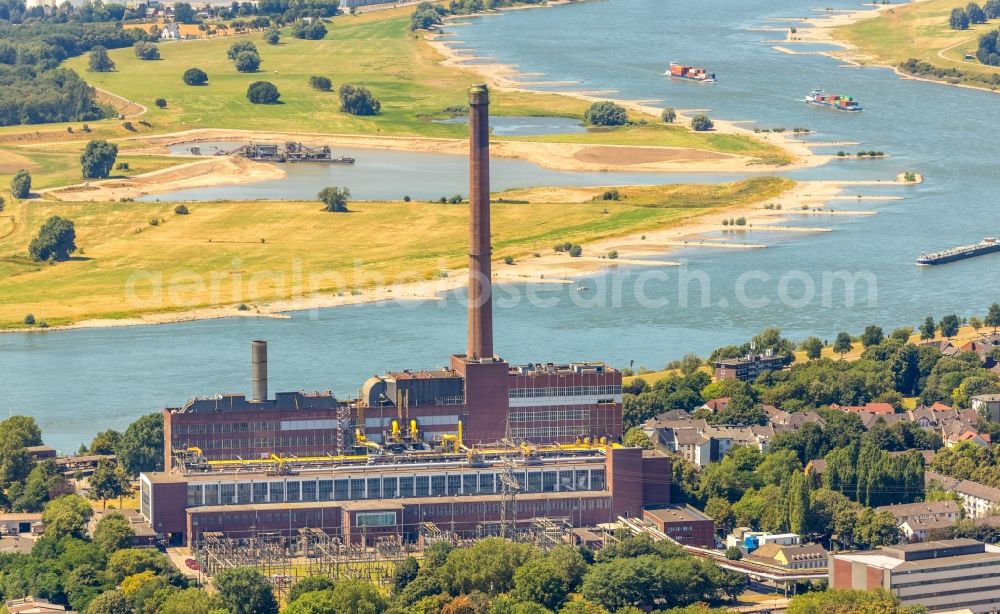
[
  {"x1": 666, "y1": 63, "x2": 716, "y2": 83},
  {"x1": 916, "y1": 237, "x2": 1000, "y2": 265},
  {"x1": 805, "y1": 89, "x2": 862, "y2": 112}
]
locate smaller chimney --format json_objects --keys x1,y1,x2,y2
[{"x1": 251, "y1": 340, "x2": 268, "y2": 402}]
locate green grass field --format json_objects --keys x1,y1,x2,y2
[
  {"x1": 836, "y1": 0, "x2": 1000, "y2": 87},
  {"x1": 0, "y1": 177, "x2": 792, "y2": 328}
]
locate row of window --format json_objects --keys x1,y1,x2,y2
[
  {"x1": 183, "y1": 468, "x2": 607, "y2": 507},
  {"x1": 510, "y1": 426, "x2": 597, "y2": 439},
  {"x1": 509, "y1": 409, "x2": 590, "y2": 423},
  {"x1": 363, "y1": 414, "x2": 459, "y2": 428},
  {"x1": 174, "y1": 421, "x2": 282, "y2": 435},
  {"x1": 179, "y1": 434, "x2": 341, "y2": 451},
  {"x1": 509, "y1": 386, "x2": 622, "y2": 399}
]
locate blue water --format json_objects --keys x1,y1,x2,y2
[{"x1": 5, "y1": 0, "x2": 1000, "y2": 451}]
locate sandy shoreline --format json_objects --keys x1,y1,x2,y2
[{"x1": 10, "y1": 177, "x2": 919, "y2": 334}]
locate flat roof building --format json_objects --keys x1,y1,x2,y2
[
  {"x1": 830, "y1": 539, "x2": 1000, "y2": 612},
  {"x1": 642, "y1": 505, "x2": 715, "y2": 548}
]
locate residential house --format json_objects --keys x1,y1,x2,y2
[
  {"x1": 954, "y1": 480, "x2": 1000, "y2": 519},
  {"x1": 4, "y1": 598, "x2": 69, "y2": 613},
  {"x1": 746, "y1": 542, "x2": 828, "y2": 570},
  {"x1": 919, "y1": 339, "x2": 961, "y2": 357},
  {"x1": 713, "y1": 350, "x2": 791, "y2": 382},
  {"x1": 161, "y1": 23, "x2": 181, "y2": 40},
  {"x1": 875, "y1": 501, "x2": 961, "y2": 541},
  {"x1": 971, "y1": 394, "x2": 1000, "y2": 423},
  {"x1": 960, "y1": 333, "x2": 1000, "y2": 367},
  {"x1": 831, "y1": 402, "x2": 896, "y2": 416}
]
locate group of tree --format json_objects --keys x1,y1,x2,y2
[
  {"x1": 228, "y1": 40, "x2": 261, "y2": 72},
  {"x1": 950, "y1": 2, "x2": 992, "y2": 29},
  {"x1": 318, "y1": 186, "x2": 350, "y2": 212},
  {"x1": 584, "y1": 101, "x2": 628, "y2": 127},
  {"x1": 309, "y1": 75, "x2": 332, "y2": 91},
  {"x1": 978, "y1": 28, "x2": 1000, "y2": 66},
  {"x1": 408, "y1": 0, "x2": 543, "y2": 30},
  {"x1": 132, "y1": 41, "x2": 160, "y2": 60},
  {"x1": 339, "y1": 84, "x2": 380, "y2": 115},
  {"x1": 291, "y1": 18, "x2": 328, "y2": 39}
]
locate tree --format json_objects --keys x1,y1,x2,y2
[
  {"x1": 183, "y1": 67, "x2": 208, "y2": 85},
  {"x1": 117, "y1": 413, "x2": 164, "y2": 475},
  {"x1": 800, "y1": 336, "x2": 823, "y2": 360},
  {"x1": 724, "y1": 546, "x2": 743, "y2": 560},
  {"x1": 318, "y1": 186, "x2": 350, "y2": 212},
  {"x1": 83, "y1": 590, "x2": 130, "y2": 614},
  {"x1": 80, "y1": 139, "x2": 118, "y2": 179},
  {"x1": 94, "y1": 512, "x2": 136, "y2": 553},
  {"x1": 173, "y1": 2, "x2": 198, "y2": 23},
  {"x1": 285, "y1": 591, "x2": 338, "y2": 614},
  {"x1": 690, "y1": 114, "x2": 714, "y2": 131},
  {"x1": 88, "y1": 45, "x2": 115, "y2": 72},
  {"x1": 987, "y1": 303, "x2": 1000, "y2": 332},
  {"x1": 339, "y1": 84, "x2": 381, "y2": 115},
  {"x1": 950, "y1": 7, "x2": 970, "y2": 29},
  {"x1": 787, "y1": 589, "x2": 906, "y2": 614},
  {"x1": 107, "y1": 547, "x2": 175, "y2": 583},
  {"x1": 705, "y1": 497, "x2": 736, "y2": 533},
  {"x1": 235, "y1": 50, "x2": 261, "y2": 72},
  {"x1": 661, "y1": 107, "x2": 676, "y2": 123},
  {"x1": 987, "y1": 0, "x2": 1000, "y2": 18},
  {"x1": 247, "y1": 81, "x2": 280, "y2": 104},
  {"x1": 968, "y1": 2, "x2": 987, "y2": 23},
  {"x1": 159, "y1": 588, "x2": 220, "y2": 614},
  {"x1": 512, "y1": 558, "x2": 570, "y2": 611},
  {"x1": 0, "y1": 415, "x2": 42, "y2": 447},
  {"x1": 393, "y1": 556, "x2": 420, "y2": 592},
  {"x1": 325, "y1": 578, "x2": 386, "y2": 614},
  {"x1": 833, "y1": 332, "x2": 853, "y2": 359},
  {"x1": 89, "y1": 460, "x2": 129, "y2": 508},
  {"x1": 940, "y1": 314, "x2": 960, "y2": 339},
  {"x1": 436, "y1": 538, "x2": 537, "y2": 596},
  {"x1": 310, "y1": 75, "x2": 333, "y2": 91},
  {"x1": 920, "y1": 315, "x2": 937, "y2": 340},
  {"x1": 263, "y1": 28, "x2": 280, "y2": 44},
  {"x1": 214, "y1": 567, "x2": 279, "y2": 614},
  {"x1": 860, "y1": 325, "x2": 884, "y2": 347},
  {"x1": 29, "y1": 215, "x2": 77, "y2": 261},
  {"x1": 969, "y1": 315, "x2": 983, "y2": 331},
  {"x1": 133, "y1": 41, "x2": 160, "y2": 60},
  {"x1": 622, "y1": 427, "x2": 652, "y2": 449},
  {"x1": 853, "y1": 509, "x2": 901, "y2": 549},
  {"x1": 289, "y1": 575, "x2": 335, "y2": 603},
  {"x1": 410, "y1": 2, "x2": 445, "y2": 30},
  {"x1": 10, "y1": 169, "x2": 31, "y2": 198},
  {"x1": 42, "y1": 494, "x2": 93, "y2": 539},
  {"x1": 584, "y1": 101, "x2": 627, "y2": 126},
  {"x1": 228, "y1": 40, "x2": 259, "y2": 60},
  {"x1": 568, "y1": 244, "x2": 583, "y2": 258}
]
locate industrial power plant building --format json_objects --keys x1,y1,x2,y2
[{"x1": 139, "y1": 86, "x2": 669, "y2": 547}]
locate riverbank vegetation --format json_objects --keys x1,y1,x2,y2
[
  {"x1": 0, "y1": 177, "x2": 791, "y2": 328},
  {"x1": 836, "y1": 0, "x2": 1000, "y2": 90}
]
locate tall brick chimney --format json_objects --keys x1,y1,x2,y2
[{"x1": 467, "y1": 84, "x2": 493, "y2": 361}]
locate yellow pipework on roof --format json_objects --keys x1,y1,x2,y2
[
  {"x1": 410, "y1": 419, "x2": 418, "y2": 440},
  {"x1": 186, "y1": 447, "x2": 203, "y2": 457},
  {"x1": 391, "y1": 420, "x2": 401, "y2": 443}
]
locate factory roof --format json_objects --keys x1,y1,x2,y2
[{"x1": 643, "y1": 505, "x2": 712, "y2": 523}]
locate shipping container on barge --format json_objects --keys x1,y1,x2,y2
[
  {"x1": 805, "y1": 89, "x2": 862, "y2": 112},
  {"x1": 917, "y1": 238, "x2": 1000, "y2": 265},
  {"x1": 665, "y1": 63, "x2": 716, "y2": 82}
]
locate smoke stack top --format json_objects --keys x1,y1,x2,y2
[
  {"x1": 251, "y1": 340, "x2": 268, "y2": 401},
  {"x1": 467, "y1": 85, "x2": 494, "y2": 362}
]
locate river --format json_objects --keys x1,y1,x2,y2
[{"x1": 4, "y1": 0, "x2": 1000, "y2": 451}]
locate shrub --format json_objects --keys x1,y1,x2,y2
[
  {"x1": 247, "y1": 81, "x2": 280, "y2": 104},
  {"x1": 235, "y1": 51, "x2": 261, "y2": 73},
  {"x1": 403, "y1": 195, "x2": 411, "y2": 202},
  {"x1": 601, "y1": 189, "x2": 620, "y2": 201},
  {"x1": 584, "y1": 101, "x2": 627, "y2": 126},
  {"x1": 263, "y1": 28, "x2": 280, "y2": 45},
  {"x1": 661, "y1": 107, "x2": 676, "y2": 123},
  {"x1": 37, "y1": 321, "x2": 48, "y2": 328},
  {"x1": 227, "y1": 41, "x2": 258, "y2": 60},
  {"x1": 691, "y1": 114, "x2": 714, "y2": 131},
  {"x1": 503, "y1": 256, "x2": 514, "y2": 265},
  {"x1": 607, "y1": 250, "x2": 618, "y2": 259},
  {"x1": 10, "y1": 169, "x2": 31, "y2": 198},
  {"x1": 309, "y1": 76, "x2": 333, "y2": 91},
  {"x1": 568, "y1": 245, "x2": 583, "y2": 257},
  {"x1": 154, "y1": 98, "x2": 167, "y2": 108},
  {"x1": 237, "y1": 303, "x2": 249, "y2": 311},
  {"x1": 149, "y1": 217, "x2": 159, "y2": 226},
  {"x1": 115, "y1": 162, "x2": 129, "y2": 170},
  {"x1": 903, "y1": 171, "x2": 917, "y2": 182},
  {"x1": 23, "y1": 314, "x2": 35, "y2": 326},
  {"x1": 133, "y1": 41, "x2": 160, "y2": 60},
  {"x1": 174, "y1": 204, "x2": 189, "y2": 215},
  {"x1": 734, "y1": 217, "x2": 747, "y2": 226},
  {"x1": 183, "y1": 68, "x2": 208, "y2": 85},
  {"x1": 448, "y1": 194, "x2": 462, "y2": 204},
  {"x1": 339, "y1": 84, "x2": 381, "y2": 115}
]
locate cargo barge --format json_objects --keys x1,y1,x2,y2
[
  {"x1": 805, "y1": 89, "x2": 862, "y2": 112},
  {"x1": 916, "y1": 237, "x2": 1000, "y2": 265},
  {"x1": 666, "y1": 63, "x2": 716, "y2": 82}
]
